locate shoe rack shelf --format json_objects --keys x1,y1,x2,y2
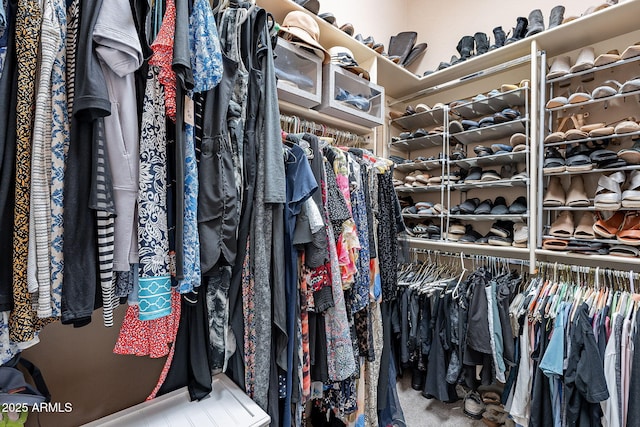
[
  {"x1": 539, "y1": 28, "x2": 640, "y2": 266},
  {"x1": 536, "y1": 249, "x2": 640, "y2": 267},
  {"x1": 394, "y1": 159, "x2": 443, "y2": 172},
  {"x1": 546, "y1": 87, "x2": 640, "y2": 113},
  {"x1": 545, "y1": 164, "x2": 640, "y2": 177},
  {"x1": 395, "y1": 185, "x2": 444, "y2": 194},
  {"x1": 452, "y1": 119, "x2": 528, "y2": 145},
  {"x1": 391, "y1": 108, "x2": 448, "y2": 130},
  {"x1": 403, "y1": 214, "x2": 444, "y2": 220},
  {"x1": 451, "y1": 87, "x2": 529, "y2": 119},
  {"x1": 406, "y1": 237, "x2": 531, "y2": 259},
  {"x1": 390, "y1": 134, "x2": 444, "y2": 150},
  {"x1": 544, "y1": 130, "x2": 640, "y2": 149},
  {"x1": 547, "y1": 54, "x2": 640, "y2": 86},
  {"x1": 450, "y1": 179, "x2": 528, "y2": 191},
  {"x1": 543, "y1": 206, "x2": 638, "y2": 212},
  {"x1": 452, "y1": 151, "x2": 528, "y2": 169},
  {"x1": 450, "y1": 214, "x2": 527, "y2": 221}
]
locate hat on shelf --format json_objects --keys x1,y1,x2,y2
[
  {"x1": 279, "y1": 11, "x2": 330, "y2": 63},
  {"x1": 328, "y1": 46, "x2": 370, "y2": 81}
]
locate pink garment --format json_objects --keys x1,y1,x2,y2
[{"x1": 149, "y1": 0, "x2": 177, "y2": 121}]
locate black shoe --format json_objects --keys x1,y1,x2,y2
[{"x1": 412, "y1": 369, "x2": 426, "y2": 390}]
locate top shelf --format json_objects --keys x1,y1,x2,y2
[{"x1": 258, "y1": 0, "x2": 640, "y2": 100}]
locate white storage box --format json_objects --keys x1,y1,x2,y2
[
  {"x1": 315, "y1": 64, "x2": 384, "y2": 128},
  {"x1": 82, "y1": 374, "x2": 270, "y2": 427},
  {"x1": 274, "y1": 38, "x2": 323, "y2": 108}
]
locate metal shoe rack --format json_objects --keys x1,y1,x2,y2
[
  {"x1": 538, "y1": 48, "x2": 640, "y2": 264},
  {"x1": 388, "y1": 53, "x2": 535, "y2": 260}
]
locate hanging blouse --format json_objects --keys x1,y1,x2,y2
[{"x1": 137, "y1": 65, "x2": 171, "y2": 320}]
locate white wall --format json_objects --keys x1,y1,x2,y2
[{"x1": 319, "y1": 0, "x2": 592, "y2": 75}]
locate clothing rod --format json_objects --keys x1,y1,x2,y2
[
  {"x1": 407, "y1": 247, "x2": 530, "y2": 266},
  {"x1": 535, "y1": 260, "x2": 640, "y2": 281},
  {"x1": 279, "y1": 113, "x2": 369, "y2": 146}
]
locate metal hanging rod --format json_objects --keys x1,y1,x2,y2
[{"x1": 279, "y1": 113, "x2": 369, "y2": 146}]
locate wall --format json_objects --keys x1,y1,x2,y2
[
  {"x1": 21, "y1": 307, "x2": 165, "y2": 426},
  {"x1": 318, "y1": 0, "x2": 592, "y2": 75}
]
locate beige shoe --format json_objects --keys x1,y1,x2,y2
[
  {"x1": 566, "y1": 175, "x2": 590, "y2": 207},
  {"x1": 543, "y1": 176, "x2": 566, "y2": 207}
]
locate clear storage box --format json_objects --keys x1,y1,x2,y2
[
  {"x1": 315, "y1": 64, "x2": 384, "y2": 128},
  {"x1": 274, "y1": 38, "x2": 323, "y2": 108}
]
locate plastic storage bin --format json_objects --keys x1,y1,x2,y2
[
  {"x1": 274, "y1": 38, "x2": 323, "y2": 108},
  {"x1": 82, "y1": 374, "x2": 270, "y2": 427},
  {"x1": 315, "y1": 64, "x2": 384, "y2": 128}
]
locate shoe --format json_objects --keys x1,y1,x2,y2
[
  {"x1": 488, "y1": 26, "x2": 506, "y2": 51},
  {"x1": 543, "y1": 176, "x2": 566, "y2": 207},
  {"x1": 593, "y1": 211, "x2": 627, "y2": 238},
  {"x1": 488, "y1": 221, "x2": 514, "y2": 245},
  {"x1": 491, "y1": 197, "x2": 509, "y2": 215},
  {"x1": 565, "y1": 175, "x2": 590, "y2": 207},
  {"x1": 339, "y1": 23, "x2": 354, "y2": 36},
  {"x1": 456, "y1": 35, "x2": 475, "y2": 61},
  {"x1": 403, "y1": 43, "x2": 428, "y2": 67},
  {"x1": 570, "y1": 47, "x2": 595, "y2": 73},
  {"x1": 543, "y1": 147, "x2": 566, "y2": 173},
  {"x1": 411, "y1": 369, "x2": 426, "y2": 390},
  {"x1": 617, "y1": 212, "x2": 640, "y2": 246},
  {"x1": 548, "y1": 5, "x2": 565, "y2": 29},
  {"x1": 505, "y1": 17, "x2": 528, "y2": 44},
  {"x1": 525, "y1": 9, "x2": 544, "y2": 37},
  {"x1": 550, "y1": 211, "x2": 574, "y2": 238},
  {"x1": 474, "y1": 199, "x2": 493, "y2": 215},
  {"x1": 621, "y1": 41, "x2": 640, "y2": 60},
  {"x1": 622, "y1": 170, "x2": 640, "y2": 208},
  {"x1": 293, "y1": 0, "x2": 319, "y2": 14},
  {"x1": 618, "y1": 139, "x2": 640, "y2": 164},
  {"x1": 388, "y1": 31, "x2": 417, "y2": 65},
  {"x1": 318, "y1": 12, "x2": 336, "y2": 25},
  {"x1": 574, "y1": 213, "x2": 596, "y2": 240},
  {"x1": 460, "y1": 197, "x2": 481, "y2": 214},
  {"x1": 547, "y1": 56, "x2": 570, "y2": 80},
  {"x1": 595, "y1": 49, "x2": 621, "y2": 67},
  {"x1": 508, "y1": 196, "x2": 527, "y2": 214},
  {"x1": 335, "y1": 88, "x2": 371, "y2": 112},
  {"x1": 474, "y1": 32, "x2": 489, "y2": 55},
  {"x1": 463, "y1": 392, "x2": 486, "y2": 419},
  {"x1": 594, "y1": 171, "x2": 626, "y2": 210},
  {"x1": 513, "y1": 223, "x2": 528, "y2": 246}
]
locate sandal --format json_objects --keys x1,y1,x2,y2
[
  {"x1": 614, "y1": 119, "x2": 640, "y2": 135},
  {"x1": 622, "y1": 170, "x2": 640, "y2": 208},
  {"x1": 595, "y1": 49, "x2": 621, "y2": 67},
  {"x1": 565, "y1": 144, "x2": 593, "y2": 171},
  {"x1": 593, "y1": 211, "x2": 626, "y2": 238},
  {"x1": 574, "y1": 212, "x2": 596, "y2": 239},
  {"x1": 591, "y1": 79, "x2": 622, "y2": 99},
  {"x1": 565, "y1": 175, "x2": 590, "y2": 207},
  {"x1": 543, "y1": 147, "x2": 566, "y2": 173},
  {"x1": 550, "y1": 211, "x2": 574, "y2": 238},
  {"x1": 618, "y1": 139, "x2": 640, "y2": 164},
  {"x1": 609, "y1": 244, "x2": 640, "y2": 257},
  {"x1": 543, "y1": 176, "x2": 566, "y2": 207},
  {"x1": 617, "y1": 212, "x2": 640, "y2": 246},
  {"x1": 542, "y1": 238, "x2": 569, "y2": 250},
  {"x1": 620, "y1": 77, "x2": 640, "y2": 94},
  {"x1": 567, "y1": 85, "x2": 592, "y2": 104},
  {"x1": 622, "y1": 41, "x2": 640, "y2": 60},
  {"x1": 594, "y1": 171, "x2": 626, "y2": 210}
]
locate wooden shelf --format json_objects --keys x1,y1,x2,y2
[{"x1": 278, "y1": 100, "x2": 374, "y2": 135}]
